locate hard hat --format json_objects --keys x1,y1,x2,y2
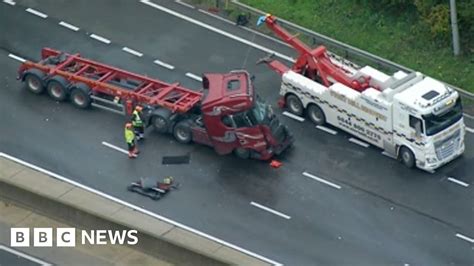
[
  {"x1": 125, "y1": 123, "x2": 132, "y2": 129},
  {"x1": 135, "y1": 105, "x2": 143, "y2": 111}
]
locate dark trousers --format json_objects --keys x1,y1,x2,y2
[
  {"x1": 134, "y1": 126, "x2": 144, "y2": 135},
  {"x1": 127, "y1": 142, "x2": 135, "y2": 152}
]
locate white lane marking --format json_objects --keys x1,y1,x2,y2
[
  {"x1": 101, "y1": 141, "x2": 129, "y2": 155},
  {"x1": 349, "y1": 137, "x2": 369, "y2": 148},
  {"x1": 455, "y1": 233, "x2": 474, "y2": 243},
  {"x1": 198, "y1": 9, "x2": 234, "y2": 25},
  {"x1": 153, "y1": 59, "x2": 175, "y2": 70},
  {"x1": 122, "y1": 47, "x2": 143, "y2": 57},
  {"x1": 282, "y1": 111, "x2": 304, "y2": 122},
  {"x1": 89, "y1": 34, "x2": 111, "y2": 44},
  {"x1": 250, "y1": 202, "x2": 291, "y2": 220},
  {"x1": 175, "y1": 0, "x2": 194, "y2": 9},
  {"x1": 185, "y1": 72, "x2": 203, "y2": 82},
  {"x1": 0, "y1": 152, "x2": 283, "y2": 266},
  {"x1": 25, "y1": 8, "x2": 48, "y2": 18},
  {"x1": 466, "y1": 127, "x2": 474, "y2": 134},
  {"x1": 447, "y1": 177, "x2": 469, "y2": 187},
  {"x1": 303, "y1": 172, "x2": 342, "y2": 190},
  {"x1": 316, "y1": 125, "x2": 337, "y2": 135},
  {"x1": 2, "y1": 0, "x2": 15, "y2": 6},
  {"x1": 381, "y1": 151, "x2": 397, "y2": 159},
  {"x1": 140, "y1": 0, "x2": 295, "y2": 63},
  {"x1": 463, "y1": 113, "x2": 474, "y2": 120},
  {"x1": 59, "y1": 21, "x2": 79, "y2": 32},
  {"x1": 239, "y1": 26, "x2": 292, "y2": 48},
  {"x1": 0, "y1": 245, "x2": 51, "y2": 266},
  {"x1": 8, "y1": 53, "x2": 26, "y2": 63}
]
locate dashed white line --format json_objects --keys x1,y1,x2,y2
[
  {"x1": 25, "y1": 8, "x2": 48, "y2": 19},
  {"x1": 381, "y1": 151, "x2": 397, "y2": 159},
  {"x1": 282, "y1": 111, "x2": 305, "y2": 122},
  {"x1": 455, "y1": 233, "x2": 474, "y2": 243},
  {"x1": 185, "y1": 72, "x2": 203, "y2": 82},
  {"x1": 466, "y1": 127, "x2": 474, "y2": 134},
  {"x1": 0, "y1": 245, "x2": 51, "y2": 266},
  {"x1": 2, "y1": 0, "x2": 15, "y2": 6},
  {"x1": 89, "y1": 34, "x2": 111, "y2": 44},
  {"x1": 8, "y1": 53, "x2": 26, "y2": 63},
  {"x1": 153, "y1": 59, "x2": 175, "y2": 70},
  {"x1": 122, "y1": 47, "x2": 143, "y2": 57},
  {"x1": 139, "y1": 0, "x2": 295, "y2": 63},
  {"x1": 101, "y1": 141, "x2": 129, "y2": 155},
  {"x1": 303, "y1": 172, "x2": 342, "y2": 190},
  {"x1": 447, "y1": 177, "x2": 469, "y2": 187},
  {"x1": 59, "y1": 21, "x2": 79, "y2": 32},
  {"x1": 250, "y1": 202, "x2": 291, "y2": 220},
  {"x1": 349, "y1": 137, "x2": 370, "y2": 148},
  {"x1": 175, "y1": 0, "x2": 195, "y2": 9},
  {"x1": 198, "y1": 9, "x2": 234, "y2": 25},
  {"x1": 316, "y1": 125, "x2": 337, "y2": 135}
]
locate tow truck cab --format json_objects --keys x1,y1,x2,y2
[{"x1": 196, "y1": 70, "x2": 293, "y2": 159}]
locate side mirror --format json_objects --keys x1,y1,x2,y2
[{"x1": 250, "y1": 75, "x2": 256, "y2": 82}]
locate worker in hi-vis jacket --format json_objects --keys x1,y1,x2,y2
[
  {"x1": 125, "y1": 123, "x2": 139, "y2": 158},
  {"x1": 132, "y1": 105, "x2": 145, "y2": 140}
]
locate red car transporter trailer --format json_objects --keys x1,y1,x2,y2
[{"x1": 17, "y1": 48, "x2": 293, "y2": 160}]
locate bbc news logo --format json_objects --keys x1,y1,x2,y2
[{"x1": 11, "y1": 228, "x2": 138, "y2": 247}]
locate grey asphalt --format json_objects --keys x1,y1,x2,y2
[
  {"x1": 0, "y1": 0, "x2": 473, "y2": 265},
  {"x1": 0, "y1": 249, "x2": 42, "y2": 266}
]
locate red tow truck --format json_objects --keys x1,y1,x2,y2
[{"x1": 17, "y1": 48, "x2": 293, "y2": 160}]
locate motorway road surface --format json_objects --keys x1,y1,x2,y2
[{"x1": 0, "y1": 0, "x2": 473, "y2": 265}]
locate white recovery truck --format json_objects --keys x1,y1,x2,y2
[{"x1": 257, "y1": 14, "x2": 465, "y2": 171}]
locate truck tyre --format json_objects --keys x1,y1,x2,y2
[
  {"x1": 286, "y1": 94, "x2": 304, "y2": 116},
  {"x1": 307, "y1": 103, "x2": 325, "y2": 125},
  {"x1": 173, "y1": 120, "x2": 192, "y2": 144},
  {"x1": 151, "y1": 108, "x2": 172, "y2": 133},
  {"x1": 234, "y1": 148, "x2": 250, "y2": 159},
  {"x1": 399, "y1": 146, "x2": 415, "y2": 168},
  {"x1": 70, "y1": 83, "x2": 91, "y2": 109},
  {"x1": 24, "y1": 69, "x2": 45, "y2": 94},
  {"x1": 46, "y1": 75, "x2": 69, "y2": 101}
]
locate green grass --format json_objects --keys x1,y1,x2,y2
[{"x1": 238, "y1": 0, "x2": 473, "y2": 93}]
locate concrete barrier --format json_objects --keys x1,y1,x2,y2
[{"x1": 0, "y1": 153, "x2": 279, "y2": 266}]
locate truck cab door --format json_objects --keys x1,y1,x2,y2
[{"x1": 202, "y1": 113, "x2": 239, "y2": 155}]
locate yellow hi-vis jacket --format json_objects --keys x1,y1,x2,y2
[
  {"x1": 132, "y1": 110, "x2": 143, "y2": 127},
  {"x1": 125, "y1": 128, "x2": 135, "y2": 144}
]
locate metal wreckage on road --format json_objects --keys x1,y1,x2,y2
[
  {"x1": 16, "y1": 48, "x2": 293, "y2": 160},
  {"x1": 256, "y1": 14, "x2": 465, "y2": 172}
]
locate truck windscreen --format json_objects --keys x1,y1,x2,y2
[{"x1": 423, "y1": 98, "x2": 463, "y2": 136}]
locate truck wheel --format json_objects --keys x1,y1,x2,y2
[
  {"x1": 307, "y1": 104, "x2": 325, "y2": 125},
  {"x1": 286, "y1": 94, "x2": 304, "y2": 116},
  {"x1": 173, "y1": 120, "x2": 192, "y2": 144},
  {"x1": 24, "y1": 69, "x2": 45, "y2": 94},
  {"x1": 70, "y1": 83, "x2": 91, "y2": 109},
  {"x1": 151, "y1": 108, "x2": 172, "y2": 133},
  {"x1": 46, "y1": 75, "x2": 69, "y2": 101},
  {"x1": 234, "y1": 148, "x2": 250, "y2": 159},
  {"x1": 399, "y1": 146, "x2": 415, "y2": 168}
]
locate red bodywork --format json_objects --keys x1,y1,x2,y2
[{"x1": 260, "y1": 15, "x2": 371, "y2": 92}]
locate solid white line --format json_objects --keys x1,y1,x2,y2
[
  {"x1": 0, "y1": 152, "x2": 282, "y2": 266},
  {"x1": 153, "y1": 59, "x2": 175, "y2": 70},
  {"x1": 25, "y1": 8, "x2": 48, "y2": 18},
  {"x1": 455, "y1": 233, "x2": 474, "y2": 243},
  {"x1": 139, "y1": 0, "x2": 295, "y2": 63},
  {"x1": 101, "y1": 141, "x2": 129, "y2": 155},
  {"x1": 303, "y1": 172, "x2": 342, "y2": 190},
  {"x1": 186, "y1": 72, "x2": 203, "y2": 82},
  {"x1": 2, "y1": 0, "x2": 15, "y2": 6},
  {"x1": 282, "y1": 111, "x2": 304, "y2": 122},
  {"x1": 175, "y1": 0, "x2": 195, "y2": 9},
  {"x1": 349, "y1": 137, "x2": 369, "y2": 148},
  {"x1": 198, "y1": 9, "x2": 234, "y2": 25},
  {"x1": 316, "y1": 125, "x2": 337, "y2": 135},
  {"x1": 59, "y1": 21, "x2": 79, "y2": 32},
  {"x1": 447, "y1": 177, "x2": 469, "y2": 187},
  {"x1": 250, "y1": 202, "x2": 291, "y2": 220},
  {"x1": 463, "y1": 113, "x2": 474, "y2": 120},
  {"x1": 8, "y1": 53, "x2": 26, "y2": 63},
  {"x1": 466, "y1": 127, "x2": 474, "y2": 134},
  {"x1": 122, "y1": 47, "x2": 144, "y2": 57},
  {"x1": 89, "y1": 34, "x2": 111, "y2": 44},
  {"x1": 239, "y1": 26, "x2": 292, "y2": 48},
  {"x1": 0, "y1": 245, "x2": 51, "y2": 266}
]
